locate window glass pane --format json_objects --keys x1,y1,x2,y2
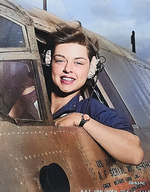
[
  {"x1": 98, "y1": 70, "x2": 135, "y2": 125},
  {"x1": 0, "y1": 61, "x2": 40, "y2": 120},
  {"x1": 0, "y1": 16, "x2": 25, "y2": 47}
]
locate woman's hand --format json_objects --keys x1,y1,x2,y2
[{"x1": 54, "y1": 113, "x2": 82, "y2": 127}]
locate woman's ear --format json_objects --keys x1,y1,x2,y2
[
  {"x1": 45, "y1": 50, "x2": 51, "y2": 66},
  {"x1": 88, "y1": 56, "x2": 97, "y2": 79}
]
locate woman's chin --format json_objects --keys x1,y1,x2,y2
[{"x1": 57, "y1": 89, "x2": 79, "y2": 97}]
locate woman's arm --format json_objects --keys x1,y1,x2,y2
[{"x1": 54, "y1": 113, "x2": 144, "y2": 165}]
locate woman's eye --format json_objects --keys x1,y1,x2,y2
[
  {"x1": 75, "y1": 62, "x2": 83, "y2": 65},
  {"x1": 55, "y1": 59, "x2": 66, "y2": 63},
  {"x1": 56, "y1": 60, "x2": 63, "y2": 62}
]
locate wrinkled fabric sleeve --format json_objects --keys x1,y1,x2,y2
[{"x1": 76, "y1": 98, "x2": 135, "y2": 134}]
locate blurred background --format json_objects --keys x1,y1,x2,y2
[{"x1": 16, "y1": 0, "x2": 150, "y2": 62}]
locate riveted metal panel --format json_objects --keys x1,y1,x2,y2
[{"x1": 0, "y1": 121, "x2": 150, "y2": 191}]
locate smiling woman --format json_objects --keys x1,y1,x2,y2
[
  {"x1": 51, "y1": 43, "x2": 90, "y2": 99},
  {"x1": 42, "y1": 24, "x2": 144, "y2": 165}
]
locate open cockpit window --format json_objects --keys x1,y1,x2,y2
[
  {"x1": 0, "y1": 15, "x2": 26, "y2": 49},
  {"x1": 0, "y1": 60, "x2": 41, "y2": 120}
]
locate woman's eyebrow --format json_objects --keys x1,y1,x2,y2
[
  {"x1": 53, "y1": 54, "x2": 65, "y2": 58},
  {"x1": 74, "y1": 57, "x2": 87, "y2": 60}
]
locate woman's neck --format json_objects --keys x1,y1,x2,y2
[{"x1": 50, "y1": 91, "x2": 79, "y2": 115}]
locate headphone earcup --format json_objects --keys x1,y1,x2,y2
[
  {"x1": 45, "y1": 50, "x2": 51, "y2": 66},
  {"x1": 88, "y1": 55, "x2": 99, "y2": 79}
]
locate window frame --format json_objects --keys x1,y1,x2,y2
[
  {"x1": 0, "y1": 59, "x2": 53, "y2": 126},
  {"x1": 0, "y1": 14, "x2": 30, "y2": 52}
]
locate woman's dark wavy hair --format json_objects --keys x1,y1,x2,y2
[
  {"x1": 43, "y1": 24, "x2": 99, "y2": 99},
  {"x1": 45, "y1": 24, "x2": 99, "y2": 62}
]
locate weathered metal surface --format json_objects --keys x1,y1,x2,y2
[
  {"x1": 0, "y1": 1, "x2": 150, "y2": 191},
  {"x1": 0, "y1": 121, "x2": 149, "y2": 191}
]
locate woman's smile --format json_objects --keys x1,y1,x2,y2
[{"x1": 60, "y1": 76, "x2": 76, "y2": 84}]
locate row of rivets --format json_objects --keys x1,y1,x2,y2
[
  {"x1": 0, "y1": 129, "x2": 75, "y2": 136},
  {"x1": 0, "y1": 130, "x2": 47, "y2": 136},
  {"x1": 9, "y1": 150, "x2": 64, "y2": 161}
]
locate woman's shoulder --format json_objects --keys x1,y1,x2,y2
[
  {"x1": 77, "y1": 97, "x2": 134, "y2": 133},
  {"x1": 76, "y1": 97, "x2": 111, "y2": 115}
]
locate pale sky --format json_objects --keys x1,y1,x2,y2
[{"x1": 16, "y1": 0, "x2": 150, "y2": 62}]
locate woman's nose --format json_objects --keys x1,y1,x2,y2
[{"x1": 63, "y1": 61, "x2": 73, "y2": 73}]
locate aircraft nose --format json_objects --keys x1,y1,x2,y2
[{"x1": 40, "y1": 163, "x2": 70, "y2": 192}]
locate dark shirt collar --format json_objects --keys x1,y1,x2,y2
[{"x1": 52, "y1": 94, "x2": 79, "y2": 119}]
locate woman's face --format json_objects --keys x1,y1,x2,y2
[{"x1": 51, "y1": 43, "x2": 90, "y2": 95}]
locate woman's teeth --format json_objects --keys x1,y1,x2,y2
[{"x1": 61, "y1": 77, "x2": 74, "y2": 81}]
